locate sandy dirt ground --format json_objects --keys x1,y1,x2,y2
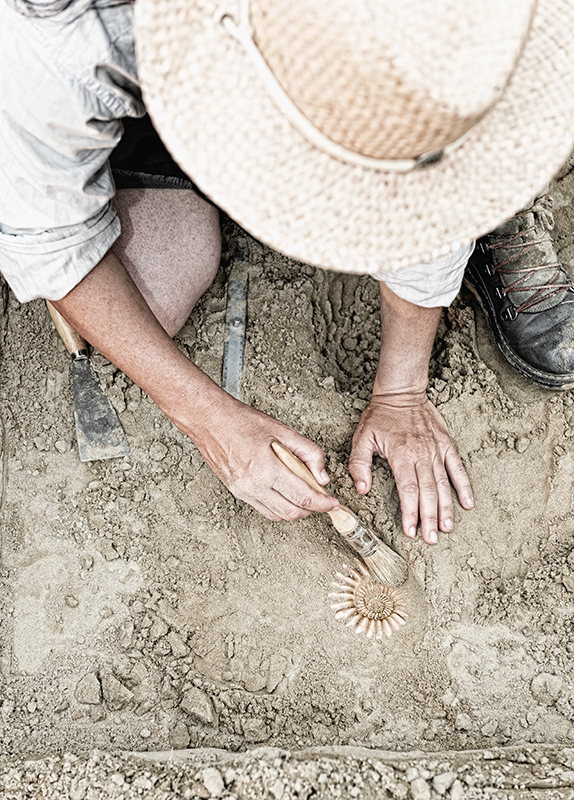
[{"x1": 2, "y1": 154, "x2": 574, "y2": 798}]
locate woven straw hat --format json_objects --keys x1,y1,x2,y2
[{"x1": 135, "y1": 0, "x2": 574, "y2": 274}]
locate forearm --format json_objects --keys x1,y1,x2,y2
[
  {"x1": 349, "y1": 281, "x2": 472, "y2": 541},
  {"x1": 375, "y1": 281, "x2": 442, "y2": 397},
  {"x1": 51, "y1": 249, "x2": 230, "y2": 439},
  {"x1": 51, "y1": 250, "x2": 338, "y2": 521}
]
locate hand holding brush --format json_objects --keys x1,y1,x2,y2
[{"x1": 271, "y1": 441, "x2": 408, "y2": 586}]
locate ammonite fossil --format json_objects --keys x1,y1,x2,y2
[{"x1": 329, "y1": 562, "x2": 407, "y2": 639}]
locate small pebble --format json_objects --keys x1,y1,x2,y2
[
  {"x1": 149, "y1": 441, "x2": 168, "y2": 461},
  {"x1": 169, "y1": 721, "x2": 190, "y2": 750},
  {"x1": 433, "y1": 772, "x2": 456, "y2": 795},
  {"x1": 410, "y1": 777, "x2": 431, "y2": 800},
  {"x1": 98, "y1": 540, "x2": 119, "y2": 562},
  {"x1": 75, "y1": 673, "x2": 101, "y2": 705},
  {"x1": 455, "y1": 712, "x2": 473, "y2": 731},
  {"x1": 202, "y1": 767, "x2": 224, "y2": 798},
  {"x1": 65, "y1": 596, "x2": 79, "y2": 608},
  {"x1": 481, "y1": 720, "x2": 498, "y2": 736},
  {"x1": 139, "y1": 728, "x2": 151, "y2": 739},
  {"x1": 450, "y1": 780, "x2": 465, "y2": 800}
]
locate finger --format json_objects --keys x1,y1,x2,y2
[
  {"x1": 279, "y1": 435, "x2": 331, "y2": 487},
  {"x1": 272, "y1": 468, "x2": 339, "y2": 515},
  {"x1": 433, "y1": 460, "x2": 454, "y2": 533},
  {"x1": 415, "y1": 461, "x2": 439, "y2": 544},
  {"x1": 255, "y1": 487, "x2": 316, "y2": 522},
  {"x1": 444, "y1": 446, "x2": 474, "y2": 510},
  {"x1": 235, "y1": 486, "x2": 314, "y2": 522},
  {"x1": 246, "y1": 497, "x2": 284, "y2": 522},
  {"x1": 392, "y1": 463, "x2": 421, "y2": 539},
  {"x1": 348, "y1": 431, "x2": 376, "y2": 495}
]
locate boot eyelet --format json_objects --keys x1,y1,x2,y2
[
  {"x1": 500, "y1": 306, "x2": 518, "y2": 322},
  {"x1": 485, "y1": 263, "x2": 494, "y2": 276},
  {"x1": 494, "y1": 286, "x2": 505, "y2": 299}
]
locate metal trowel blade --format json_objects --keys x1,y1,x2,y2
[{"x1": 72, "y1": 358, "x2": 131, "y2": 462}]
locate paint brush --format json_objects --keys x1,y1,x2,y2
[{"x1": 271, "y1": 441, "x2": 408, "y2": 585}]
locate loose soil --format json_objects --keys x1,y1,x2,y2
[{"x1": 2, "y1": 155, "x2": 574, "y2": 798}]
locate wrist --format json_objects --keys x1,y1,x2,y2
[
  {"x1": 372, "y1": 368, "x2": 428, "y2": 399},
  {"x1": 370, "y1": 384, "x2": 428, "y2": 408},
  {"x1": 143, "y1": 350, "x2": 234, "y2": 440}
]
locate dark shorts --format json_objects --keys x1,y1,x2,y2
[{"x1": 110, "y1": 114, "x2": 211, "y2": 203}]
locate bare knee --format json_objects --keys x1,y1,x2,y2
[
  {"x1": 112, "y1": 188, "x2": 221, "y2": 337},
  {"x1": 164, "y1": 211, "x2": 221, "y2": 337}
]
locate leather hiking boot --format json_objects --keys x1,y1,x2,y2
[{"x1": 465, "y1": 194, "x2": 574, "y2": 390}]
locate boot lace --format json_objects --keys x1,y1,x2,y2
[{"x1": 485, "y1": 194, "x2": 572, "y2": 312}]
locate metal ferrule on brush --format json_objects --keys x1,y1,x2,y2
[{"x1": 339, "y1": 511, "x2": 380, "y2": 558}]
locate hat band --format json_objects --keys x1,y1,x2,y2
[{"x1": 222, "y1": 3, "x2": 472, "y2": 172}]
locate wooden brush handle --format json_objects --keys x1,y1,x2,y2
[
  {"x1": 271, "y1": 441, "x2": 329, "y2": 495},
  {"x1": 46, "y1": 301, "x2": 87, "y2": 356},
  {"x1": 271, "y1": 441, "x2": 357, "y2": 534}
]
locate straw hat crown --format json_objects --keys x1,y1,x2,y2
[{"x1": 249, "y1": 0, "x2": 535, "y2": 160}]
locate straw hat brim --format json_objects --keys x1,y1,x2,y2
[{"x1": 135, "y1": 0, "x2": 574, "y2": 274}]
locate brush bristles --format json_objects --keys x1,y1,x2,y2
[
  {"x1": 364, "y1": 546, "x2": 408, "y2": 586},
  {"x1": 339, "y1": 509, "x2": 408, "y2": 586}
]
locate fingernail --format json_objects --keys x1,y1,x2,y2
[
  {"x1": 443, "y1": 518, "x2": 453, "y2": 531},
  {"x1": 320, "y1": 470, "x2": 329, "y2": 482},
  {"x1": 429, "y1": 530, "x2": 438, "y2": 544},
  {"x1": 407, "y1": 526, "x2": 416, "y2": 538},
  {"x1": 463, "y1": 497, "x2": 474, "y2": 509},
  {"x1": 356, "y1": 480, "x2": 367, "y2": 493}
]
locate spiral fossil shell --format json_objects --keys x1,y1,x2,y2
[{"x1": 329, "y1": 562, "x2": 407, "y2": 639}]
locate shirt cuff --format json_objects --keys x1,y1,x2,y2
[
  {"x1": 0, "y1": 203, "x2": 120, "y2": 303},
  {"x1": 370, "y1": 242, "x2": 475, "y2": 308}
]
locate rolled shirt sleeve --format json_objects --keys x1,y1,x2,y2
[
  {"x1": 0, "y1": 205, "x2": 120, "y2": 302},
  {"x1": 0, "y1": 1, "x2": 145, "y2": 302},
  {"x1": 370, "y1": 242, "x2": 475, "y2": 307}
]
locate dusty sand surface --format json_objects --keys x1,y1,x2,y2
[
  {"x1": 2, "y1": 155, "x2": 574, "y2": 797},
  {"x1": 4, "y1": 744, "x2": 574, "y2": 798}
]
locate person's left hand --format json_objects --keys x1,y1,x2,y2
[{"x1": 348, "y1": 391, "x2": 474, "y2": 544}]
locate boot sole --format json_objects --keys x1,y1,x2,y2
[{"x1": 464, "y1": 273, "x2": 574, "y2": 391}]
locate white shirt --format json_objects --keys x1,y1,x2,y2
[{"x1": 0, "y1": 0, "x2": 144, "y2": 302}]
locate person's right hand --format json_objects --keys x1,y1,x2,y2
[{"x1": 190, "y1": 396, "x2": 340, "y2": 521}]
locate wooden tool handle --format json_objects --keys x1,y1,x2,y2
[
  {"x1": 271, "y1": 441, "x2": 329, "y2": 496},
  {"x1": 271, "y1": 441, "x2": 357, "y2": 534},
  {"x1": 46, "y1": 301, "x2": 87, "y2": 355}
]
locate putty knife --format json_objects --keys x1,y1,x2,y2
[
  {"x1": 46, "y1": 302, "x2": 131, "y2": 462},
  {"x1": 222, "y1": 238, "x2": 249, "y2": 399}
]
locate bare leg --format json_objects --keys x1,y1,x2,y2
[{"x1": 111, "y1": 188, "x2": 221, "y2": 337}]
